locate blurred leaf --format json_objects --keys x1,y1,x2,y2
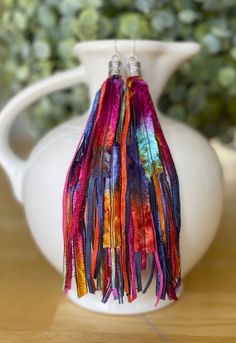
[
  {"x1": 178, "y1": 9, "x2": 199, "y2": 24},
  {"x1": 58, "y1": 0, "x2": 83, "y2": 15},
  {"x1": 33, "y1": 40, "x2": 51, "y2": 59},
  {"x1": 218, "y1": 67, "x2": 236, "y2": 88},
  {"x1": 98, "y1": 15, "x2": 113, "y2": 38},
  {"x1": 169, "y1": 85, "x2": 186, "y2": 103},
  {"x1": 118, "y1": 13, "x2": 151, "y2": 38},
  {"x1": 203, "y1": 0, "x2": 235, "y2": 11},
  {"x1": 57, "y1": 39, "x2": 76, "y2": 58},
  {"x1": 86, "y1": 0, "x2": 104, "y2": 8},
  {"x1": 230, "y1": 47, "x2": 236, "y2": 60},
  {"x1": 167, "y1": 104, "x2": 186, "y2": 121},
  {"x1": 13, "y1": 10, "x2": 27, "y2": 30},
  {"x1": 201, "y1": 33, "x2": 221, "y2": 54},
  {"x1": 211, "y1": 19, "x2": 232, "y2": 38},
  {"x1": 187, "y1": 85, "x2": 206, "y2": 113},
  {"x1": 109, "y1": 0, "x2": 133, "y2": 9},
  {"x1": 135, "y1": 0, "x2": 156, "y2": 13},
  {"x1": 37, "y1": 6, "x2": 57, "y2": 28},
  {"x1": 16, "y1": 65, "x2": 30, "y2": 81},
  {"x1": 151, "y1": 10, "x2": 175, "y2": 33},
  {"x1": 76, "y1": 8, "x2": 99, "y2": 40}
]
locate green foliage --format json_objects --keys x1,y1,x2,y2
[{"x1": 0, "y1": 0, "x2": 236, "y2": 137}]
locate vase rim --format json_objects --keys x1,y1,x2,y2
[{"x1": 74, "y1": 39, "x2": 200, "y2": 56}]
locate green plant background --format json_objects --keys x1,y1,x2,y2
[{"x1": 0, "y1": 0, "x2": 236, "y2": 138}]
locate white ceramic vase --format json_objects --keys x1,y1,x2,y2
[{"x1": 0, "y1": 40, "x2": 223, "y2": 315}]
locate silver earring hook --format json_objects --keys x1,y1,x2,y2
[
  {"x1": 112, "y1": 39, "x2": 120, "y2": 60},
  {"x1": 128, "y1": 40, "x2": 141, "y2": 76},
  {"x1": 109, "y1": 40, "x2": 121, "y2": 75},
  {"x1": 114, "y1": 39, "x2": 119, "y2": 57},
  {"x1": 132, "y1": 39, "x2": 137, "y2": 60}
]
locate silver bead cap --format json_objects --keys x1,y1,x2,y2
[
  {"x1": 128, "y1": 56, "x2": 142, "y2": 77},
  {"x1": 109, "y1": 54, "x2": 121, "y2": 76}
]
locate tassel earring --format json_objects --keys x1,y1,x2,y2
[
  {"x1": 62, "y1": 52, "x2": 125, "y2": 302},
  {"x1": 62, "y1": 43, "x2": 181, "y2": 306},
  {"x1": 123, "y1": 52, "x2": 181, "y2": 305}
]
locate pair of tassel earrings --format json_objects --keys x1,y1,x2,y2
[{"x1": 62, "y1": 47, "x2": 181, "y2": 306}]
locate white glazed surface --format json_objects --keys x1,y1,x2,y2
[{"x1": 0, "y1": 40, "x2": 223, "y2": 315}]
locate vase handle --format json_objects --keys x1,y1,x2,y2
[{"x1": 0, "y1": 66, "x2": 88, "y2": 203}]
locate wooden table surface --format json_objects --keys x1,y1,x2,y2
[{"x1": 0, "y1": 142, "x2": 235, "y2": 343}]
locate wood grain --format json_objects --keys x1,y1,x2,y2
[{"x1": 0, "y1": 143, "x2": 235, "y2": 343}]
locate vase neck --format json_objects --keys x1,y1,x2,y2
[{"x1": 74, "y1": 40, "x2": 200, "y2": 106}]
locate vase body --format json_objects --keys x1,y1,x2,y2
[{"x1": 0, "y1": 40, "x2": 223, "y2": 315}]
